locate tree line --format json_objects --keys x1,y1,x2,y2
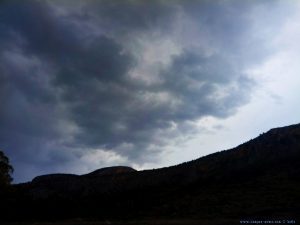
[{"x1": 0, "y1": 150, "x2": 13, "y2": 188}]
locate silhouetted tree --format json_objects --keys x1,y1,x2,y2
[{"x1": 0, "y1": 150, "x2": 13, "y2": 187}]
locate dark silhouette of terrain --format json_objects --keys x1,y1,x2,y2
[{"x1": 1, "y1": 123, "x2": 300, "y2": 223}]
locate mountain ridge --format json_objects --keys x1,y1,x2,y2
[
  {"x1": 2, "y1": 122, "x2": 300, "y2": 221},
  {"x1": 29, "y1": 122, "x2": 300, "y2": 182}
]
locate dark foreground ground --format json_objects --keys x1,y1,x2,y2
[{"x1": 2, "y1": 219, "x2": 296, "y2": 225}]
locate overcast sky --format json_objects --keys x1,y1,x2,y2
[{"x1": 1, "y1": 0, "x2": 300, "y2": 183}]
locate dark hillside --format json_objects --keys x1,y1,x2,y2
[{"x1": 1, "y1": 123, "x2": 300, "y2": 222}]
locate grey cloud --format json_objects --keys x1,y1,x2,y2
[
  {"x1": 162, "y1": 51, "x2": 253, "y2": 119},
  {"x1": 79, "y1": 0, "x2": 179, "y2": 33},
  {"x1": 0, "y1": 0, "x2": 288, "y2": 182}
]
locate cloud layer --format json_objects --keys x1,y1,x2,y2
[{"x1": 0, "y1": 0, "x2": 291, "y2": 182}]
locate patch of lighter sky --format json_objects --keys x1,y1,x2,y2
[
  {"x1": 64, "y1": 148, "x2": 130, "y2": 175},
  {"x1": 127, "y1": 35, "x2": 181, "y2": 86},
  {"x1": 156, "y1": 3, "x2": 300, "y2": 168}
]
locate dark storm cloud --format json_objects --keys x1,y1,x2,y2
[
  {"x1": 0, "y1": 0, "x2": 285, "y2": 182},
  {"x1": 163, "y1": 51, "x2": 253, "y2": 119}
]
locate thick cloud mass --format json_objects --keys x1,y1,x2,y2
[{"x1": 0, "y1": 0, "x2": 291, "y2": 182}]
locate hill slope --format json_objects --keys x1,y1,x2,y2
[{"x1": 2, "y1": 123, "x2": 300, "y2": 221}]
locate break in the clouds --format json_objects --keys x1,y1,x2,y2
[{"x1": 0, "y1": 0, "x2": 294, "y2": 182}]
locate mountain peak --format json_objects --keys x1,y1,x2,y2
[{"x1": 83, "y1": 166, "x2": 136, "y2": 177}]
